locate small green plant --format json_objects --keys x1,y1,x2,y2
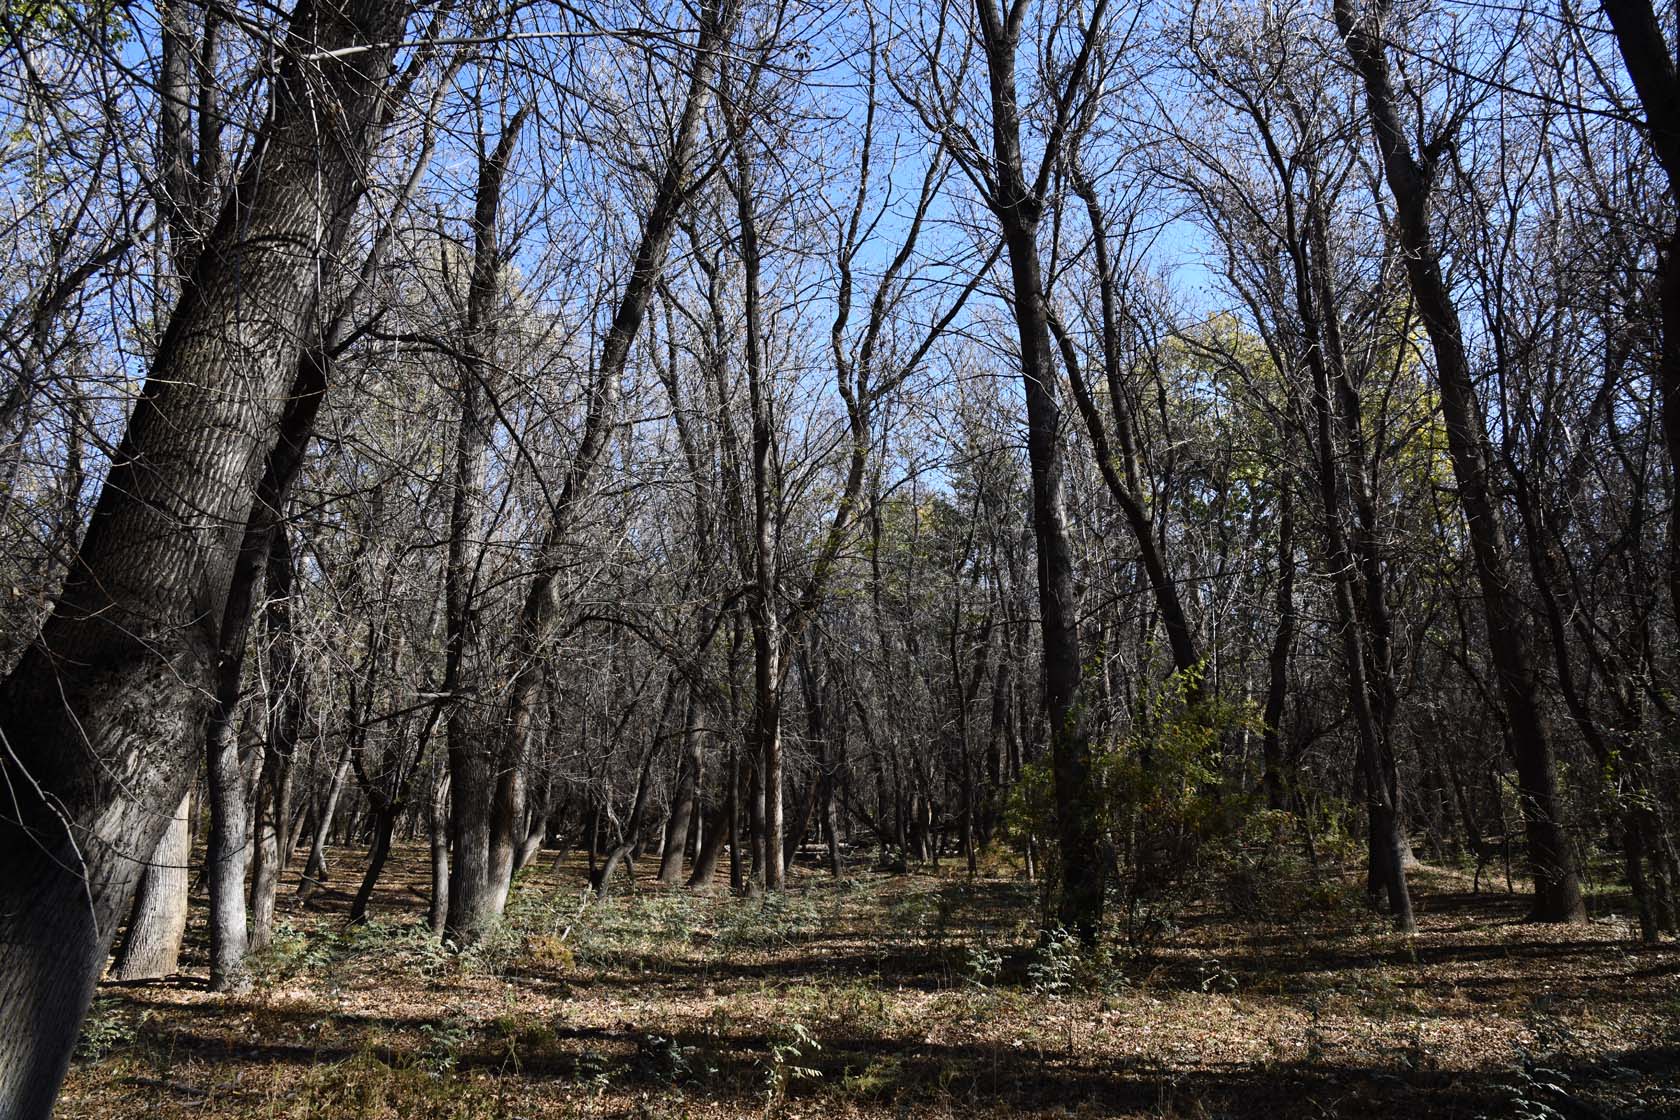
[
  {"x1": 1303, "y1": 993, "x2": 1327, "y2": 1063},
  {"x1": 1485, "y1": 998, "x2": 1585, "y2": 1120},
  {"x1": 635, "y1": 1031, "x2": 712, "y2": 1084},
  {"x1": 575, "y1": 1049, "x2": 618, "y2": 1095},
  {"x1": 762, "y1": 1021, "x2": 823, "y2": 1109},
  {"x1": 74, "y1": 998, "x2": 140, "y2": 1061},
  {"x1": 964, "y1": 940, "x2": 1004, "y2": 989},
  {"x1": 417, "y1": 1014, "x2": 474, "y2": 1075},
  {"x1": 1195, "y1": 957, "x2": 1238, "y2": 994},
  {"x1": 1028, "y1": 925, "x2": 1081, "y2": 999}
]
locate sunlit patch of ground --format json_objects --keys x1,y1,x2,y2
[{"x1": 58, "y1": 848, "x2": 1680, "y2": 1119}]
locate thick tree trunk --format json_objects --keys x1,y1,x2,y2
[
  {"x1": 110, "y1": 791, "x2": 192, "y2": 981},
  {"x1": 0, "y1": 0, "x2": 408, "y2": 1106},
  {"x1": 687, "y1": 798, "x2": 730, "y2": 888},
  {"x1": 443, "y1": 107, "x2": 525, "y2": 942},
  {"x1": 205, "y1": 708, "x2": 253, "y2": 990},
  {"x1": 730, "y1": 742, "x2": 745, "y2": 892}
]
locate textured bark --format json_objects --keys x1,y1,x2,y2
[
  {"x1": 1335, "y1": 0, "x2": 1583, "y2": 922},
  {"x1": 687, "y1": 797, "x2": 730, "y2": 888},
  {"x1": 204, "y1": 705, "x2": 252, "y2": 991},
  {"x1": 109, "y1": 791, "x2": 192, "y2": 981},
  {"x1": 0, "y1": 0, "x2": 409, "y2": 1108},
  {"x1": 208, "y1": 343, "x2": 329, "y2": 991},
  {"x1": 443, "y1": 108, "x2": 523, "y2": 942},
  {"x1": 429, "y1": 771, "x2": 450, "y2": 935}
]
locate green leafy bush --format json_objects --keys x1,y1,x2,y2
[{"x1": 1004, "y1": 665, "x2": 1264, "y2": 950}]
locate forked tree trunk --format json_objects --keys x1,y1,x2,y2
[
  {"x1": 968, "y1": 0, "x2": 1109, "y2": 941},
  {"x1": 687, "y1": 798, "x2": 730, "y2": 888}
]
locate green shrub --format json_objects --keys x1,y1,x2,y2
[{"x1": 1004, "y1": 664, "x2": 1263, "y2": 951}]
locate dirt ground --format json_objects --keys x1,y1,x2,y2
[{"x1": 56, "y1": 846, "x2": 1680, "y2": 1119}]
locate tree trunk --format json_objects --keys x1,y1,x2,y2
[
  {"x1": 207, "y1": 336, "x2": 329, "y2": 990},
  {"x1": 0, "y1": 0, "x2": 408, "y2": 1105},
  {"x1": 1601, "y1": 0, "x2": 1680, "y2": 640},
  {"x1": 725, "y1": 85, "x2": 785, "y2": 893},
  {"x1": 350, "y1": 803, "x2": 397, "y2": 925},
  {"x1": 109, "y1": 791, "x2": 192, "y2": 981},
  {"x1": 429, "y1": 770, "x2": 450, "y2": 936},
  {"x1": 659, "y1": 691, "x2": 706, "y2": 884},
  {"x1": 298, "y1": 740, "x2": 352, "y2": 901},
  {"x1": 687, "y1": 798, "x2": 730, "y2": 889},
  {"x1": 250, "y1": 525, "x2": 303, "y2": 952},
  {"x1": 1260, "y1": 493, "x2": 1295, "y2": 811},
  {"x1": 205, "y1": 708, "x2": 253, "y2": 991},
  {"x1": 443, "y1": 107, "x2": 527, "y2": 942},
  {"x1": 972, "y1": 0, "x2": 1106, "y2": 937},
  {"x1": 1336, "y1": 0, "x2": 1584, "y2": 922}
]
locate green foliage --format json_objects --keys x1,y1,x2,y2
[
  {"x1": 963, "y1": 939, "x2": 1004, "y2": 988},
  {"x1": 416, "y1": 1015, "x2": 474, "y2": 1075},
  {"x1": 1005, "y1": 665, "x2": 1265, "y2": 949},
  {"x1": 1104, "y1": 667, "x2": 1264, "y2": 947},
  {"x1": 73, "y1": 997, "x2": 142, "y2": 1062},
  {"x1": 1216, "y1": 808, "x2": 1361, "y2": 921},
  {"x1": 1026, "y1": 925, "x2": 1081, "y2": 998},
  {"x1": 714, "y1": 890, "x2": 824, "y2": 951},
  {"x1": 762, "y1": 1021, "x2": 823, "y2": 1109}
]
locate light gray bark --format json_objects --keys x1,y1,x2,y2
[{"x1": 109, "y1": 792, "x2": 192, "y2": 981}]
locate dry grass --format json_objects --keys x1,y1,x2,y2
[{"x1": 58, "y1": 847, "x2": 1680, "y2": 1119}]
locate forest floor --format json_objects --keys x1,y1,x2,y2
[{"x1": 58, "y1": 846, "x2": 1680, "y2": 1120}]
